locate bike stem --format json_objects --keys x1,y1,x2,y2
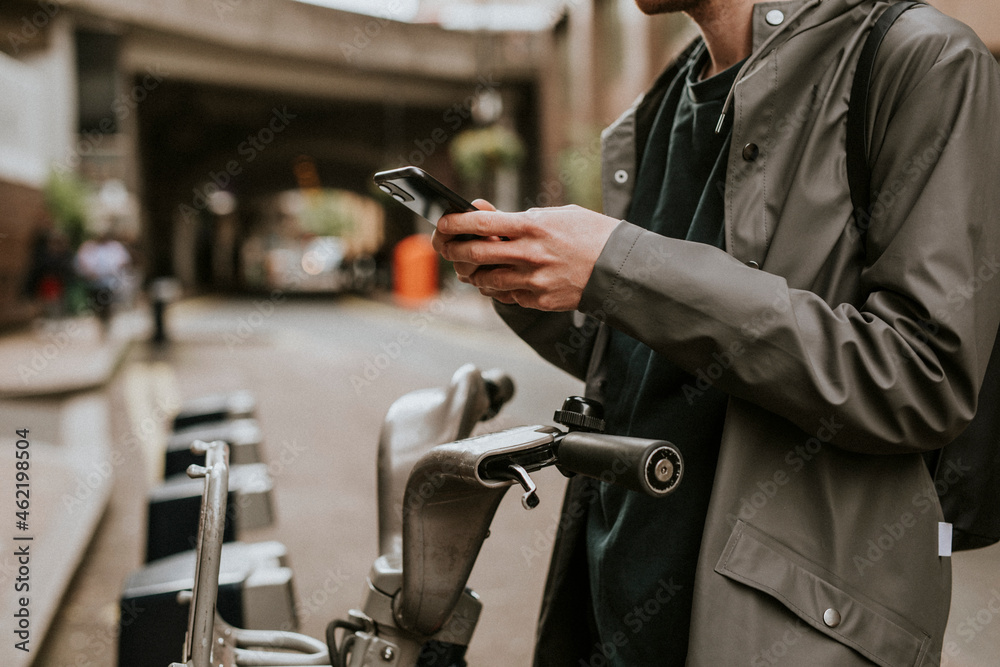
[
  {"x1": 348, "y1": 553, "x2": 482, "y2": 666},
  {"x1": 396, "y1": 425, "x2": 559, "y2": 637},
  {"x1": 338, "y1": 426, "x2": 559, "y2": 664}
]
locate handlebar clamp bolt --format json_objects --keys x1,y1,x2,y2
[{"x1": 554, "y1": 396, "x2": 606, "y2": 433}]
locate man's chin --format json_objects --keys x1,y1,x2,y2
[{"x1": 634, "y1": 0, "x2": 702, "y2": 15}]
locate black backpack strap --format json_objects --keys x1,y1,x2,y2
[{"x1": 847, "y1": 1, "x2": 921, "y2": 235}]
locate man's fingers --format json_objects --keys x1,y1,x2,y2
[
  {"x1": 467, "y1": 265, "x2": 525, "y2": 292},
  {"x1": 451, "y1": 260, "x2": 479, "y2": 281},
  {"x1": 437, "y1": 210, "x2": 489, "y2": 236},
  {"x1": 482, "y1": 288, "x2": 517, "y2": 304},
  {"x1": 439, "y1": 236, "x2": 526, "y2": 266},
  {"x1": 438, "y1": 209, "x2": 523, "y2": 239},
  {"x1": 472, "y1": 199, "x2": 497, "y2": 212},
  {"x1": 481, "y1": 288, "x2": 535, "y2": 308},
  {"x1": 430, "y1": 229, "x2": 455, "y2": 253}
]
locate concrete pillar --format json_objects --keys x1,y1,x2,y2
[
  {"x1": 534, "y1": 28, "x2": 565, "y2": 208},
  {"x1": 566, "y1": 0, "x2": 597, "y2": 137}
]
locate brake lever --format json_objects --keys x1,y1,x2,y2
[
  {"x1": 476, "y1": 433, "x2": 558, "y2": 510},
  {"x1": 499, "y1": 463, "x2": 539, "y2": 509}
]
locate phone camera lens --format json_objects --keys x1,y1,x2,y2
[{"x1": 378, "y1": 184, "x2": 392, "y2": 195}]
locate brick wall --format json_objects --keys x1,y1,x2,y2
[{"x1": 0, "y1": 179, "x2": 48, "y2": 330}]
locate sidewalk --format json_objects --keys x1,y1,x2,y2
[
  {"x1": 0, "y1": 310, "x2": 149, "y2": 667},
  {"x1": 0, "y1": 312, "x2": 148, "y2": 398}
]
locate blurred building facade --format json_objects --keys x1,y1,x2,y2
[
  {"x1": 0, "y1": 0, "x2": 552, "y2": 315},
  {"x1": 0, "y1": 3, "x2": 76, "y2": 327},
  {"x1": 0, "y1": 0, "x2": 996, "y2": 326}
]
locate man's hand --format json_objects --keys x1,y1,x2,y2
[{"x1": 431, "y1": 200, "x2": 619, "y2": 311}]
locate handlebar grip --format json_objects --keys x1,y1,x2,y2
[
  {"x1": 557, "y1": 432, "x2": 683, "y2": 497},
  {"x1": 481, "y1": 369, "x2": 515, "y2": 420}
]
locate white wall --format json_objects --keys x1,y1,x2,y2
[
  {"x1": 0, "y1": 15, "x2": 77, "y2": 187},
  {"x1": 0, "y1": 55, "x2": 48, "y2": 185}
]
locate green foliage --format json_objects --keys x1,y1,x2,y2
[
  {"x1": 298, "y1": 190, "x2": 358, "y2": 237},
  {"x1": 43, "y1": 171, "x2": 90, "y2": 248},
  {"x1": 450, "y1": 125, "x2": 526, "y2": 184},
  {"x1": 557, "y1": 128, "x2": 604, "y2": 211}
]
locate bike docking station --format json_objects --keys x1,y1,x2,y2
[
  {"x1": 164, "y1": 391, "x2": 261, "y2": 476},
  {"x1": 144, "y1": 391, "x2": 275, "y2": 564},
  {"x1": 157, "y1": 365, "x2": 683, "y2": 667},
  {"x1": 118, "y1": 391, "x2": 294, "y2": 667},
  {"x1": 172, "y1": 390, "x2": 257, "y2": 430},
  {"x1": 164, "y1": 418, "x2": 263, "y2": 477}
]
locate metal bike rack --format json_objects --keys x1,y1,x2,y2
[
  {"x1": 170, "y1": 439, "x2": 331, "y2": 667},
  {"x1": 117, "y1": 540, "x2": 297, "y2": 667},
  {"x1": 172, "y1": 439, "x2": 229, "y2": 666},
  {"x1": 146, "y1": 462, "x2": 275, "y2": 562}
]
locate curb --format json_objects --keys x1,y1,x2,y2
[{"x1": 0, "y1": 312, "x2": 149, "y2": 399}]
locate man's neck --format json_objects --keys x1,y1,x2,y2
[{"x1": 688, "y1": 0, "x2": 755, "y2": 78}]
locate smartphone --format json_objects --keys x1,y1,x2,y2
[{"x1": 373, "y1": 166, "x2": 477, "y2": 226}]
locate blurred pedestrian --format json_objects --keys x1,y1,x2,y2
[
  {"x1": 74, "y1": 231, "x2": 132, "y2": 336},
  {"x1": 23, "y1": 228, "x2": 74, "y2": 319}
]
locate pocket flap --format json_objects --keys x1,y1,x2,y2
[{"x1": 716, "y1": 521, "x2": 930, "y2": 667}]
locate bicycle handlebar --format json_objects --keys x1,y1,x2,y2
[
  {"x1": 175, "y1": 378, "x2": 683, "y2": 667},
  {"x1": 555, "y1": 431, "x2": 683, "y2": 497},
  {"x1": 480, "y1": 368, "x2": 515, "y2": 420},
  {"x1": 395, "y1": 425, "x2": 683, "y2": 637}
]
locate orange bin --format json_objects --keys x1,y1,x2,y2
[{"x1": 393, "y1": 234, "x2": 439, "y2": 305}]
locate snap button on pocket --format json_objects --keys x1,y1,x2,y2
[
  {"x1": 824, "y1": 608, "x2": 842, "y2": 628},
  {"x1": 742, "y1": 143, "x2": 760, "y2": 162},
  {"x1": 766, "y1": 9, "x2": 785, "y2": 26},
  {"x1": 614, "y1": 169, "x2": 629, "y2": 184},
  {"x1": 746, "y1": 260, "x2": 760, "y2": 269}
]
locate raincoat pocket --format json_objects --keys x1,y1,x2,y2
[{"x1": 715, "y1": 520, "x2": 932, "y2": 667}]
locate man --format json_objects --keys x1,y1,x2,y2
[{"x1": 433, "y1": 0, "x2": 1000, "y2": 664}]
